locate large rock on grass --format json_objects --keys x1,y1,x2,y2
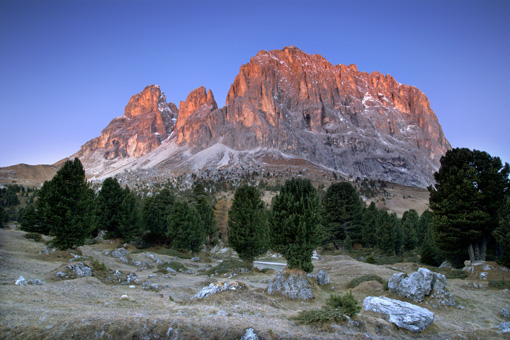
[
  {"x1": 266, "y1": 269, "x2": 314, "y2": 300},
  {"x1": 193, "y1": 281, "x2": 246, "y2": 299},
  {"x1": 388, "y1": 267, "x2": 455, "y2": 306},
  {"x1": 364, "y1": 296, "x2": 434, "y2": 333}
]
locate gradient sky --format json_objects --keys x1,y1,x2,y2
[{"x1": 1, "y1": 0, "x2": 509, "y2": 168}]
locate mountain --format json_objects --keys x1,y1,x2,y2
[{"x1": 2, "y1": 47, "x2": 450, "y2": 188}]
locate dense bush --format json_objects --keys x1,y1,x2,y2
[
  {"x1": 292, "y1": 291, "x2": 360, "y2": 325},
  {"x1": 24, "y1": 232, "x2": 42, "y2": 242},
  {"x1": 347, "y1": 274, "x2": 384, "y2": 289}
]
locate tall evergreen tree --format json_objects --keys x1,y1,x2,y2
[
  {"x1": 420, "y1": 227, "x2": 444, "y2": 266},
  {"x1": 376, "y1": 209, "x2": 395, "y2": 255},
  {"x1": 270, "y1": 178, "x2": 322, "y2": 273},
  {"x1": 0, "y1": 205, "x2": 5, "y2": 228},
  {"x1": 20, "y1": 204, "x2": 43, "y2": 233},
  {"x1": 429, "y1": 148, "x2": 509, "y2": 265},
  {"x1": 142, "y1": 189, "x2": 175, "y2": 243},
  {"x1": 417, "y1": 210, "x2": 433, "y2": 245},
  {"x1": 119, "y1": 189, "x2": 142, "y2": 242},
  {"x1": 228, "y1": 185, "x2": 269, "y2": 265},
  {"x1": 322, "y1": 182, "x2": 363, "y2": 247},
  {"x1": 401, "y1": 209, "x2": 419, "y2": 251},
  {"x1": 167, "y1": 201, "x2": 205, "y2": 253},
  {"x1": 95, "y1": 177, "x2": 125, "y2": 239},
  {"x1": 493, "y1": 195, "x2": 510, "y2": 267},
  {"x1": 191, "y1": 182, "x2": 218, "y2": 245},
  {"x1": 362, "y1": 202, "x2": 378, "y2": 248},
  {"x1": 39, "y1": 158, "x2": 94, "y2": 249},
  {"x1": 392, "y1": 213, "x2": 404, "y2": 255}
]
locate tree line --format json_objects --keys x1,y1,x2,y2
[{"x1": 18, "y1": 147, "x2": 510, "y2": 272}]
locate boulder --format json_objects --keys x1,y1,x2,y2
[
  {"x1": 388, "y1": 267, "x2": 455, "y2": 306},
  {"x1": 111, "y1": 248, "x2": 129, "y2": 258},
  {"x1": 363, "y1": 296, "x2": 434, "y2": 333},
  {"x1": 266, "y1": 269, "x2": 314, "y2": 300},
  {"x1": 191, "y1": 257, "x2": 201, "y2": 262},
  {"x1": 193, "y1": 281, "x2": 246, "y2": 299},
  {"x1": 316, "y1": 270, "x2": 330, "y2": 285},
  {"x1": 146, "y1": 252, "x2": 163, "y2": 264},
  {"x1": 15, "y1": 276, "x2": 28, "y2": 286},
  {"x1": 502, "y1": 308, "x2": 510, "y2": 319},
  {"x1": 498, "y1": 322, "x2": 510, "y2": 333},
  {"x1": 66, "y1": 262, "x2": 92, "y2": 277},
  {"x1": 240, "y1": 328, "x2": 259, "y2": 340}
]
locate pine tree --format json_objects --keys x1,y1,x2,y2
[
  {"x1": 0, "y1": 205, "x2": 5, "y2": 228},
  {"x1": 119, "y1": 189, "x2": 141, "y2": 242},
  {"x1": 402, "y1": 209, "x2": 419, "y2": 251},
  {"x1": 167, "y1": 201, "x2": 205, "y2": 253},
  {"x1": 270, "y1": 178, "x2": 322, "y2": 273},
  {"x1": 191, "y1": 182, "x2": 218, "y2": 246},
  {"x1": 493, "y1": 195, "x2": 510, "y2": 267},
  {"x1": 429, "y1": 148, "x2": 509, "y2": 264},
  {"x1": 142, "y1": 189, "x2": 175, "y2": 243},
  {"x1": 376, "y1": 209, "x2": 394, "y2": 255},
  {"x1": 420, "y1": 228, "x2": 444, "y2": 266},
  {"x1": 20, "y1": 204, "x2": 44, "y2": 233},
  {"x1": 228, "y1": 185, "x2": 269, "y2": 265},
  {"x1": 95, "y1": 177, "x2": 125, "y2": 239},
  {"x1": 322, "y1": 182, "x2": 363, "y2": 247},
  {"x1": 343, "y1": 234, "x2": 353, "y2": 251},
  {"x1": 392, "y1": 213, "x2": 404, "y2": 255},
  {"x1": 417, "y1": 210, "x2": 433, "y2": 245},
  {"x1": 362, "y1": 202, "x2": 378, "y2": 248},
  {"x1": 40, "y1": 158, "x2": 94, "y2": 249}
]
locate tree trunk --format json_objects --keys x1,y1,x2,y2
[
  {"x1": 468, "y1": 244, "x2": 476, "y2": 264},
  {"x1": 480, "y1": 236, "x2": 487, "y2": 261},
  {"x1": 474, "y1": 243, "x2": 481, "y2": 262}
]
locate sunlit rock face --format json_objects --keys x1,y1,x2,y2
[
  {"x1": 73, "y1": 47, "x2": 450, "y2": 187},
  {"x1": 177, "y1": 46, "x2": 450, "y2": 187},
  {"x1": 76, "y1": 85, "x2": 177, "y2": 160}
]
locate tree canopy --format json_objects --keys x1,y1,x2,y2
[
  {"x1": 429, "y1": 148, "x2": 509, "y2": 265},
  {"x1": 228, "y1": 185, "x2": 269, "y2": 265},
  {"x1": 270, "y1": 178, "x2": 322, "y2": 273}
]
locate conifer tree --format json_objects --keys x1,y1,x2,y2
[
  {"x1": 0, "y1": 205, "x2": 5, "y2": 228},
  {"x1": 429, "y1": 148, "x2": 509, "y2": 265},
  {"x1": 142, "y1": 188, "x2": 175, "y2": 243},
  {"x1": 361, "y1": 202, "x2": 378, "y2": 248},
  {"x1": 376, "y1": 209, "x2": 394, "y2": 255},
  {"x1": 343, "y1": 234, "x2": 353, "y2": 251},
  {"x1": 392, "y1": 213, "x2": 404, "y2": 255},
  {"x1": 228, "y1": 185, "x2": 269, "y2": 265},
  {"x1": 95, "y1": 177, "x2": 125, "y2": 239},
  {"x1": 20, "y1": 204, "x2": 43, "y2": 233},
  {"x1": 270, "y1": 178, "x2": 322, "y2": 273},
  {"x1": 402, "y1": 209, "x2": 419, "y2": 251},
  {"x1": 417, "y1": 210, "x2": 433, "y2": 245},
  {"x1": 322, "y1": 182, "x2": 363, "y2": 247},
  {"x1": 39, "y1": 158, "x2": 94, "y2": 249},
  {"x1": 420, "y1": 228, "x2": 444, "y2": 266},
  {"x1": 119, "y1": 189, "x2": 141, "y2": 242},
  {"x1": 167, "y1": 201, "x2": 205, "y2": 253},
  {"x1": 191, "y1": 182, "x2": 218, "y2": 245},
  {"x1": 493, "y1": 195, "x2": 510, "y2": 267}
]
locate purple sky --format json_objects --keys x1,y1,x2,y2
[{"x1": 1, "y1": 0, "x2": 509, "y2": 168}]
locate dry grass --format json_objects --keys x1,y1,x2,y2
[{"x1": 1, "y1": 225, "x2": 509, "y2": 339}]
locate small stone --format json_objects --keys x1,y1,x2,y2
[
  {"x1": 129, "y1": 285, "x2": 136, "y2": 289},
  {"x1": 479, "y1": 272, "x2": 488, "y2": 280},
  {"x1": 502, "y1": 308, "x2": 510, "y2": 319},
  {"x1": 241, "y1": 328, "x2": 259, "y2": 340},
  {"x1": 316, "y1": 270, "x2": 330, "y2": 285},
  {"x1": 32, "y1": 279, "x2": 44, "y2": 285},
  {"x1": 498, "y1": 322, "x2": 510, "y2": 333},
  {"x1": 121, "y1": 295, "x2": 129, "y2": 300},
  {"x1": 191, "y1": 257, "x2": 201, "y2": 262},
  {"x1": 15, "y1": 276, "x2": 28, "y2": 286}
]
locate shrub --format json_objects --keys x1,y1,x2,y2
[
  {"x1": 444, "y1": 269, "x2": 467, "y2": 280},
  {"x1": 365, "y1": 253, "x2": 376, "y2": 264},
  {"x1": 347, "y1": 274, "x2": 385, "y2": 289},
  {"x1": 24, "y1": 232, "x2": 42, "y2": 242},
  {"x1": 489, "y1": 279, "x2": 510, "y2": 289},
  {"x1": 292, "y1": 291, "x2": 360, "y2": 325}
]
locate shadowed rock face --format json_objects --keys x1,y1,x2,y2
[
  {"x1": 71, "y1": 47, "x2": 450, "y2": 188},
  {"x1": 76, "y1": 85, "x2": 177, "y2": 160}
]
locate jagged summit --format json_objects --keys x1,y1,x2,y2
[{"x1": 66, "y1": 46, "x2": 450, "y2": 188}]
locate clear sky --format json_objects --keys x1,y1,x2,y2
[{"x1": 1, "y1": 0, "x2": 509, "y2": 167}]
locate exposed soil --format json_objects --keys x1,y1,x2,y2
[{"x1": 1, "y1": 225, "x2": 509, "y2": 339}]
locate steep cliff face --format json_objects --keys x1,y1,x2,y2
[
  {"x1": 70, "y1": 47, "x2": 450, "y2": 187},
  {"x1": 176, "y1": 46, "x2": 450, "y2": 187},
  {"x1": 76, "y1": 85, "x2": 177, "y2": 161}
]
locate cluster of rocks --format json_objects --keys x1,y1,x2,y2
[
  {"x1": 15, "y1": 276, "x2": 44, "y2": 286},
  {"x1": 38, "y1": 246, "x2": 56, "y2": 255},
  {"x1": 388, "y1": 267, "x2": 455, "y2": 307},
  {"x1": 105, "y1": 248, "x2": 131, "y2": 264},
  {"x1": 109, "y1": 270, "x2": 139, "y2": 285},
  {"x1": 266, "y1": 269, "x2": 314, "y2": 300},
  {"x1": 193, "y1": 281, "x2": 246, "y2": 299},
  {"x1": 363, "y1": 296, "x2": 434, "y2": 333},
  {"x1": 56, "y1": 262, "x2": 93, "y2": 279},
  {"x1": 240, "y1": 328, "x2": 259, "y2": 340}
]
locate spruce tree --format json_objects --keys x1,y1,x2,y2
[
  {"x1": 376, "y1": 209, "x2": 394, "y2": 255},
  {"x1": 361, "y1": 202, "x2": 378, "y2": 248},
  {"x1": 0, "y1": 205, "x2": 5, "y2": 228},
  {"x1": 142, "y1": 188, "x2": 175, "y2": 243},
  {"x1": 191, "y1": 182, "x2": 218, "y2": 245},
  {"x1": 40, "y1": 158, "x2": 94, "y2": 249},
  {"x1": 420, "y1": 228, "x2": 444, "y2": 266},
  {"x1": 429, "y1": 148, "x2": 509, "y2": 264},
  {"x1": 402, "y1": 209, "x2": 419, "y2": 251},
  {"x1": 322, "y1": 182, "x2": 363, "y2": 247},
  {"x1": 167, "y1": 201, "x2": 205, "y2": 253},
  {"x1": 119, "y1": 189, "x2": 141, "y2": 242},
  {"x1": 417, "y1": 210, "x2": 433, "y2": 245},
  {"x1": 493, "y1": 195, "x2": 510, "y2": 267},
  {"x1": 392, "y1": 213, "x2": 404, "y2": 255},
  {"x1": 270, "y1": 178, "x2": 322, "y2": 273},
  {"x1": 228, "y1": 185, "x2": 269, "y2": 265},
  {"x1": 95, "y1": 177, "x2": 125, "y2": 239},
  {"x1": 20, "y1": 204, "x2": 43, "y2": 233}
]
